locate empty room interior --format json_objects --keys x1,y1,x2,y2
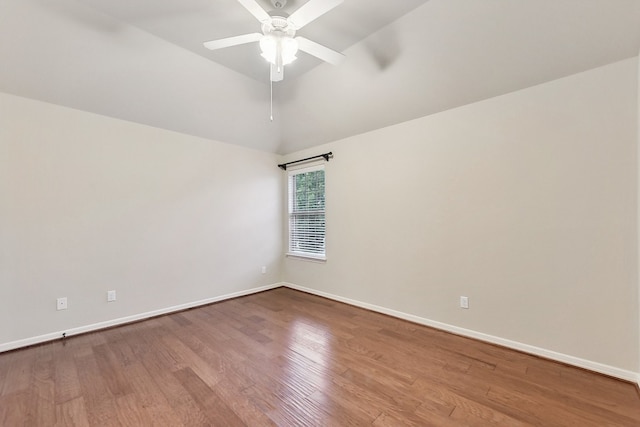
[{"x1": 2, "y1": 0, "x2": 640, "y2": 425}]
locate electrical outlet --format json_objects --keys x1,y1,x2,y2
[
  {"x1": 460, "y1": 296, "x2": 469, "y2": 309},
  {"x1": 57, "y1": 297, "x2": 68, "y2": 311},
  {"x1": 261, "y1": 266, "x2": 267, "y2": 274},
  {"x1": 107, "y1": 290, "x2": 116, "y2": 302}
]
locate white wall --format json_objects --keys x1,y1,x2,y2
[
  {"x1": 0, "y1": 93, "x2": 283, "y2": 350},
  {"x1": 283, "y1": 58, "x2": 639, "y2": 375}
]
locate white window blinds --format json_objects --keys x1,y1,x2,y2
[{"x1": 288, "y1": 165, "x2": 326, "y2": 259}]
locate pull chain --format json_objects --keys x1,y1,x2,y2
[{"x1": 270, "y1": 78, "x2": 274, "y2": 122}]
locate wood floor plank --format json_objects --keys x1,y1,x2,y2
[
  {"x1": 138, "y1": 343, "x2": 213, "y2": 426},
  {"x1": 448, "y1": 404, "x2": 534, "y2": 427},
  {"x1": 54, "y1": 396, "x2": 90, "y2": 427},
  {"x1": 0, "y1": 350, "x2": 15, "y2": 394},
  {"x1": 307, "y1": 388, "x2": 380, "y2": 426},
  {"x1": 1, "y1": 348, "x2": 36, "y2": 396},
  {"x1": 27, "y1": 344, "x2": 57, "y2": 426},
  {"x1": 213, "y1": 378, "x2": 277, "y2": 427},
  {"x1": 159, "y1": 333, "x2": 223, "y2": 389},
  {"x1": 52, "y1": 342, "x2": 82, "y2": 405},
  {"x1": 173, "y1": 367, "x2": 245, "y2": 425},
  {"x1": 121, "y1": 361, "x2": 185, "y2": 426},
  {"x1": 374, "y1": 406, "x2": 458, "y2": 427},
  {"x1": 226, "y1": 347, "x2": 321, "y2": 413},
  {"x1": 73, "y1": 350, "x2": 119, "y2": 426},
  {"x1": 1, "y1": 287, "x2": 639, "y2": 425},
  {"x1": 91, "y1": 344, "x2": 133, "y2": 397},
  {"x1": 242, "y1": 382, "x2": 326, "y2": 426},
  {"x1": 525, "y1": 362, "x2": 640, "y2": 411},
  {"x1": 113, "y1": 394, "x2": 156, "y2": 426},
  {"x1": 340, "y1": 367, "x2": 422, "y2": 412},
  {"x1": 485, "y1": 384, "x2": 628, "y2": 427},
  {"x1": 0, "y1": 391, "x2": 30, "y2": 426}
]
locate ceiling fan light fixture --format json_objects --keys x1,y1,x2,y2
[{"x1": 259, "y1": 34, "x2": 298, "y2": 66}]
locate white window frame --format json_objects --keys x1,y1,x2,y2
[{"x1": 287, "y1": 164, "x2": 326, "y2": 261}]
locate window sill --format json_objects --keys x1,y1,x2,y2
[{"x1": 286, "y1": 252, "x2": 327, "y2": 263}]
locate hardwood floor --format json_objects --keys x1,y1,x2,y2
[{"x1": 1, "y1": 287, "x2": 639, "y2": 426}]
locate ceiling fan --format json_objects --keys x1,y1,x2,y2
[{"x1": 203, "y1": 0, "x2": 345, "y2": 82}]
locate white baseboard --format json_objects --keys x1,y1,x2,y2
[
  {"x1": 283, "y1": 282, "x2": 639, "y2": 384},
  {"x1": 0, "y1": 283, "x2": 281, "y2": 353},
  {"x1": 4, "y1": 282, "x2": 638, "y2": 385}
]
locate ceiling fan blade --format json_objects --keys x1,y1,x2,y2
[
  {"x1": 203, "y1": 33, "x2": 262, "y2": 51},
  {"x1": 237, "y1": 0, "x2": 271, "y2": 23},
  {"x1": 271, "y1": 63, "x2": 284, "y2": 82},
  {"x1": 287, "y1": 0, "x2": 343, "y2": 29},
  {"x1": 296, "y1": 37, "x2": 344, "y2": 65}
]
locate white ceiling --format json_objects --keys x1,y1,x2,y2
[{"x1": 1, "y1": 0, "x2": 640, "y2": 154}]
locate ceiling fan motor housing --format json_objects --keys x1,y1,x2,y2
[{"x1": 262, "y1": 17, "x2": 294, "y2": 36}]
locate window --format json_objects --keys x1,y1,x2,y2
[{"x1": 288, "y1": 165, "x2": 326, "y2": 260}]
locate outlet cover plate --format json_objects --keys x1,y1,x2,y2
[
  {"x1": 57, "y1": 297, "x2": 68, "y2": 310},
  {"x1": 460, "y1": 296, "x2": 469, "y2": 309},
  {"x1": 107, "y1": 290, "x2": 116, "y2": 302}
]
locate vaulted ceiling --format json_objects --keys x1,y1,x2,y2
[{"x1": 1, "y1": 0, "x2": 640, "y2": 154}]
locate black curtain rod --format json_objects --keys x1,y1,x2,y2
[{"x1": 278, "y1": 152, "x2": 333, "y2": 170}]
